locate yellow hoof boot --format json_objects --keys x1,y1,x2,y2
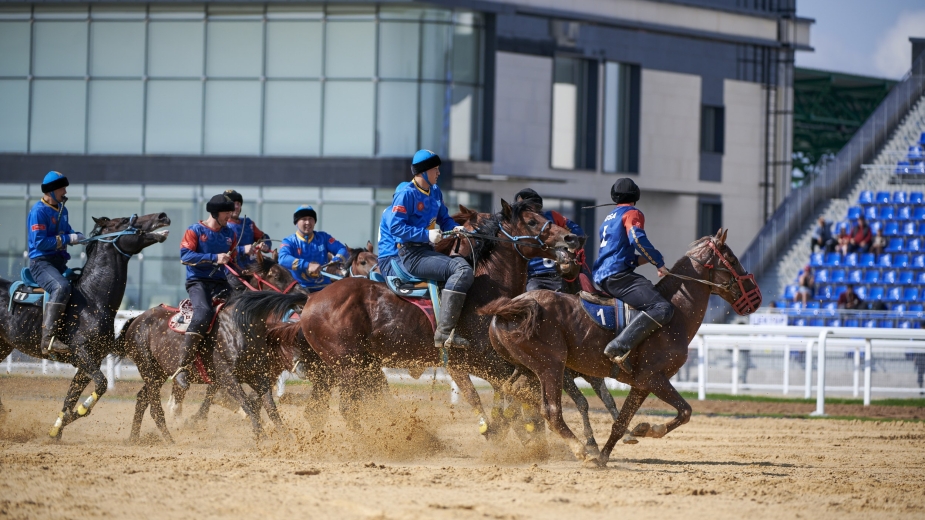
[
  {"x1": 524, "y1": 422, "x2": 535, "y2": 433},
  {"x1": 49, "y1": 412, "x2": 64, "y2": 438},
  {"x1": 77, "y1": 392, "x2": 99, "y2": 417},
  {"x1": 478, "y1": 416, "x2": 489, "y2": 435}
]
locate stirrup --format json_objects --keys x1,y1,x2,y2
[
  {"x1": 443, "y1": 329, "x2": 469, "y2": 349},
  {"x1": 44, "y1": 336, "x2": 71, "y2": 355},
  {"x1": 614, "y1": 351, "x2": 633, "y2": 374}
]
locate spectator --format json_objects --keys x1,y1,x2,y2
[
  {"x1": 811, "y1": 217, "x2": 835, "y2": 254},
  {"x1": 850, "y1": 216, "x2": 872, "y2": 253},
  {"x1": 866, "y1": 300, "x2": 887, "y2": 311},
  {"x1": 837, "y1": 284, "x2": 863, "y2": 310},
  {"x1": 794, "y1": 265, "x2": 814, "y2": 307},
  {"x1": 870, "y1": 228, "x2": 887, "y2": 256},
  {"x1": 835, "y1": 228, "x2": 852, "y2": 256}
]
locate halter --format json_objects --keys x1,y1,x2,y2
[
  {"x1": 453, "y1": 219, "x2": 552, "y2": 261},
  {"x1": 667, "y1": 239, "x2": 761, "y2": 315},
  {"x1": 225, "y1": 262, "x2": 297, "y2": 294},
  {"x1": 79, "y1": 214, "x2": 145, "y2": 258}
]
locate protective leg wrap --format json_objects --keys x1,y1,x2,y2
[
  {"x1": 434, "y1": 290, "x2": 470, "y2": 349},
  {"x1": 49, "y1": 411, "x2": 64, "y2": 438},
  {"x1": 76, "y1": 392, "x2": 99, "y2": 416},
  {"x1": 173, "y1": 332, "x2": 204, "y2": 391},
  {"x1": 41, "y1": 302, "x2": 73, "y2": 355},
  {"x1": 604, "y1": 311, "x2": 664, "y2": 374}
]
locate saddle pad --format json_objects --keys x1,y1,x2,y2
[
  {"x1": 402, "y1": 297, "x2": 436, "y2": 332},
  {"x1": 9, "y1": 281, "x2": 46, "y2": 312},
  {"x1": 162, "y1": 298, "x2": 225, "y2": 335},
  {"x1": 578, "y1": 291, "x2": 631, "y2": 331},
  {"x1": 385, "y1": 276, "x2": 430, "y2": 298}
]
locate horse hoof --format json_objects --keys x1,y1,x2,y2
[
  {"x1": 478, "y1": 416, "x2": 489, "y2": 435},
  {"x1": 524, "y1": 422, "x2": 535, "y2": 433},
  {"x1": 621, "y1": 433, "x2": 639, "y2": 445},
  {"x1": 585, "y1": 444, "x2": 602, "y2": 458},
  {"x1": 647, "y1": 424, "x2": 668, "y2": 438},
  {"x1": 630, "y1": 422, "x2": 651, "y2": 437},
  {"x1": 583, "y1": 457, "x2": 606, "y2": 469}
]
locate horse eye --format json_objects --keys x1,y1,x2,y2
[{"x1": 527, "y1": 219, "x2": 537, "y2": 226}]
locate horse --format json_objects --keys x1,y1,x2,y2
[
  {"x1": 232, "y1": 200, "x2": 582, "y2": 437},
  {"x1": 0, "y1": 212, "x2": 171, "y2": 439},
  {"x1": 480, "y1": 229, "x2": 761, "y2": 466}
]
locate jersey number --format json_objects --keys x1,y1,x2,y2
[
  {"x1": 600, "y1": 225, "x2": 608, "y2": 248},
  {"x1": 596, "y1": 308, "x2": 606, "y2": 325}
]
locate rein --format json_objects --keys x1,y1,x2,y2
[
  {"x1": 448, "y1": 220, "x2": 551, "y2": 261},
  {"x1": 79, "y1": 214, "x2": 144, "y2": 258},
  {"x1": 225, "y1": 263, "x2": 297, "y2": 294},
  {"x1": 665, "y1": 239, "x2": 761, "y2": 314}
]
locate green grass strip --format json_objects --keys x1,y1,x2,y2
[{"x1": 577, "y1": 387, "x2": 925, "y2": 407}]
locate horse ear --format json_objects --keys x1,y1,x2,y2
[
  {"x1": 366, "y1": 240, "x2": 374, "y2": 253},
  {"x1": 255, "y1": 251, "x2": 264, "y2": 265},
  {"x1": 272, "y1": 249, "x2": 279, "y2": 262},
  {"x1": 501, "y1": 199, "x2": 513, "y2": 220},
  {"x1": 720, "y1": 229, "x2": 729, "y2": 245},
  {"x1": 92, "y1": 217, "x2": 106, "y2": 225}
]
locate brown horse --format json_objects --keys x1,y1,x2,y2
[
  {"x1": 233, "y1": 200, "x2": 581, "y2": 435},
  {"x1": 480, "y1": 229, "x2": 761, "y2": 465}
]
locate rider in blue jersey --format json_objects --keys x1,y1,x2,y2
[
  {"x1": 378, "y1": 150, "x2": 472, "y2": 349},
  {"x1": 592, "y1": 178, "x2": 674, "y2": 374},
  {"x1": 279, "y1": 205, "x2": 349, "y2": 292},
  {"x1": 223, "y1": 189, "x2": 271, "y2": 271},
  {"x1": 27, "y1": 171, "x2": 85, "y2": 354},
  {"x1": 514, "y1": 188, "x2": 586, "y2": 293}
]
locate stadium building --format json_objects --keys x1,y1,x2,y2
[{"x1": 0, "y1": 0, "x2": 812, "y2": 308}]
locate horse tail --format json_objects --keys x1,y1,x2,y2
[
  {"x1": 478, "y1": 296, "x2": 541, "y2": 339},
  {"x1": 111, "y1": 315, "x2": 139, "y2": 361},
  {"x1": 232, "y1": 291, "x2": 306, "y2": 344}
]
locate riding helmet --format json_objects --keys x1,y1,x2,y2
[
  {"x1": 223, "y1": 189, "x2": 243, "y2": 204},
  {"x1": 611, "y1": 178, "x2": 640, "y2": 204},
  {"x1": 411, "y1": 149, "x2": 441, "y2": 176},
  {"x1": 41, "y1": 171, "x2": 69, "y2": 193},
  {"x1": 514, "y1": 188, "x2": 543, "y2": 209},
  {"x1": 293, "y1": 205, "x2": 317, "y2": 224},
  {"x1": 206, "y1": 194, "x2": 235, "y2": 215}
]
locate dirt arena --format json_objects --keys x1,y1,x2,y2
[{"x1": 1, "y1": 376, "x2": 924, "y2": 519}]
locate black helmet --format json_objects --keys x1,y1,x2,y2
[
  {"x1": 223, "y1": 189, "x2": 243, "y2": 204},
  {"x1": 514, "y1": 188, "x2": 543, "y2": 209},
  {"x1": 611, "y1": 178, "x2": 640, "y2": 204},
  {"x1": 206, "y1": 194, "x2": 235, "y2": 218}
]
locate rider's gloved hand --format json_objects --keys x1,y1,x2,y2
[
  {"x1": 428, "y1": 229, "x2": 444, "y2": 245},
  {"x1": 657, "y1": 266, "x2": 670, "y2": 277},
  {"x1": 452, "y1": 226, "x2": 466, "y2": 234},
  {"x1": 67, "y1": 233, "x2": 83, "y2": 245}
]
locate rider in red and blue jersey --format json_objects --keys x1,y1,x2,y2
[
  {"x1": 592, "y1": 178, "x2": 674, "y2": 374},
  {"x1": 223, "y1": 189, "x2": 271, "y2": 271},
  {"x1": 27, "y1": 171, "x2": 85, "y2": 355},
  {"x1": 378, "y1": 150, "x2": 472, "y2": 350},
  {"x1": 514, "y1": 188, "x2": 587, "y2": 293},
  {"x1": 279, "y1": 205, "x2": 348, "y2": 292}
]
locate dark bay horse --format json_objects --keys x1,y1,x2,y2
[
  {"x1": 0, "y1": 213, "x2": 171, "y2": 439},
  {"x1": 234, "y1": 201, "x2": 581, "y2": 435},
  {"x1": 480, "y1": 229, "x2": 761, "y2": 465}
]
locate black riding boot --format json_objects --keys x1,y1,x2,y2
[
  {"x1": 434, "y1": 290, "x2": 470, "y2": 349},
  {"x1": 604, "y1": 312, "x2": 663, "y2": 374},
  {"x1": 174, "y1": 332, "x2": 204, "y2": 391},
  {"x1": 41, "y1": 302, "x2": 73, "y2": 355}
]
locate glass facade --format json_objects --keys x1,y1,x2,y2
[
  {"x1": 0, "y1": 3, "x2": 485, "y2": 160},
  {"x1": 0, "y1": 182, "x2": 487, "y2": 310}
]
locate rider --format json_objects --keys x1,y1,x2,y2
[
  {"x1": 27, "y1": 171, "x2": 85, "y2": 355},
  {"x1": 378, "y1": 150, "x2": 471, "y2": 350},
  {"x1": 593, "y1": 178, "x2": 674, "y2": 374},
  {"x1": 223, "y1": 189, "x2": 271, "y2": 271},
  {"x1": 514, "y1": 188, "x2": 586, "y2": 293},
  {"x1": 175, "y1": 193, "x2": 252, "y2": 390},
  {"x1": 278, "y1": 205, "x2": 349, "y2": 292}
]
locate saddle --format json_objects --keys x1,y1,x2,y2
[
  {"x1": 369, "y1": 259, "x2": 439, "y2": 331},
  {"x1": 160, "y1": 298, "x2": 226, "y2": 335},
  {"x1": 578, "y1": 291, "x2": 636, "y2": 332},
  {"x1": 8, "y1": 267, "x2": 79, "y2": 313}
]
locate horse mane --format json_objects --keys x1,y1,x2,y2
[
  {"x1": 654, "y1": 235, "x2": 716, "y2": 291},
  {"x1": 344, "y1": 246, "x2": 367, "y2": 268}
]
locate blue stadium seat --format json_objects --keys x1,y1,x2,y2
[
  {"x1": 896, "y1": 161, "x2": 911, "y2": 174},
  {"x1": 877, "y1": 253, "x2": 893, "y2": 267},
  {"x1": 830, "y1": 269, "x2": 847, "y2": 283},
  {"x1": 784, "y1": 285, "x2": 798, "y2": 299},
  {"x1": 810, "y1": 252, "x2": 824, "y2": 267},
  {"x1": 879, "y1": 320, "x2": 895, "y2": 328},
  {"x1": 817, "y1": 285, "x2": 834, "y2": 300},
  {"x1": 886, "y1": 287, "x2": 902, "y2": 302},
  {"x1": 904, "y1": 287, "x2": 920, "y2": 302},
  {"x1": 860, "y1": 253, "x2": 876, "y2": 267},
  {"x1": 826, "y1": 319, "x2": 842, "y2": 327},
  {"x1": 902, "y1": 221, "x2": 916, "y2": 235},
  {"x1": 909, "y1": 238, "x2": 923, "y2": 252},
  {"x1": 893, "y1": 191, "x2": 909, "y2": 204},
  {"x1": 918, "y1": 272, "x2": 925, "y2": 285},
  {"x1": 858, "y1": 190, "x2": 874, "y2": 205},
  {"x1": 892, "y1": 303, "x2": 907, "y2": 312},
  {"x1": 880, "y1": 207, "x2": 896, "y2": 221},
  {"x1": 869, "y1": 286, "x2": 885, "y2": 301},
  {"x1": 869, "y1": 220, "x2": 882, "y2": 234},
  {"x1": 911, "y1": 192, "x2": 925, "y2": 205},
  {"x1": 909, "y1": 146, "x2": 924, "y2": 161},
  {"x1": 855, "y1": 286, "x2": 869, "y2": 300},
  {"x1": 823, "y1": 301, "x2": 838, "y2": 311},
  {"x1": 885, "y1": 238, "x2": 904, "y2": 253},
  {"x1": 899, "y1": 320, "x2": 919, "y2": 329},
  {"x1": 846, "y1": 206, "x2": 861, "y2": 220},
  {"x1": 806, "y1": 301, "x2": 820, "y2": 309},
  {"x1": 862, "y1": 319, "x2": 878, "y2": 328},
  {"x1": 884, "y1": 221, "x2": 900, "y2": 235},
  {"x1": 844, "y1": 319, "x2": 860, "y2": 327},
  {"x1": 911, "y1": 304, "x2": 925, "y2": 312},
  {"x1": 883, "y1": 270, "x2": 898, "y2": 284},
  {"x1": 894, "y1": 253, "x2": 910, "y2": 268},
  {"x1": 844, "y1": 253, "x2": 858, "y2": 267},
  {"x1": 774, "y1": 299, "x2": 788, "y2": 309},
  {"x1": 824, "y1": 253, "x2": 841, "y2": 266},
  {"x1": 792, "y1": 318, "x2": 807, "y2": 327},
  {"x1": 913, "y1": 162, "x2": 925, "y2": 175},
  {"x1": 790, "y1": 301, "x2": 804, "y2": 310},
  {"x1": 913, "y1": 254, "x2": 925, "y2": 269},
  {"x1": 848, "y1": 269, "x2": 864, "y2": 283},
  {"x1": 864, "y1": 270, "x2": 880, "y2": 284},
  {"x1": 920, "y1": 132, "x2": 925, "y2": 145},
  {"x1": 915, "y1": 208, "x2": 925, "y2": 221},
  {"x1": 809, "y1": 318, "x2": 825, "y2": 327},
  {"x1": 814, "y1": 269, "x2": 829, "y2": 283},
  {"x1": 899, "y1": 270, "x2": 915, "y2": 284},
  {"x1": 875, "y1": 191, "x2": 891, "y2": 204},
  {"x1": 864, "y1": 206, "x2": 879, "y2": 220},
  {"x1": 833, "y1": 285, "x2": 847, "y2": 299},
  {"x1": 899, "y1": 206, "x2": 913, "y2": 221}
]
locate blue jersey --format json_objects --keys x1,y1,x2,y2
[
  {"x1": 180, "y1": 221, "x2": 242, "y2": 282},
  {"x1": 227, "y1": 216, "x2": 269, "y2": 267},
  {"x1": 593, "y1": 205, "x2": 665, "y2": 285},
  {"x1": 527, "y1": 210, "x2": 584, "y2": 277},
  {"x1": 279, "y1": 231, "x2": 348, "y2": 290},
  {"x1": 378, "y1": 180, "x2": 456, "y2": 261},
  {"x1": 28, "y1": 199, "x2": 78, "y2": 260}
]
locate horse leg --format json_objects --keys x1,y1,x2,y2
[
  {"x1": 629, "y1": 373, "x2": 691, "y2": 440},
  {"x1": 167, "y1": 381, "x2": 186, "y2": 420},
  {"x1": 303, "y1": 365, "x2": 333, "y2": 431},
  {"x1": 586, "y1": 375, "x2": 620, "y2": 421},
  {"x1": 185, "y1": 383, "x2": 218, "y2": 428},
  {"x1": 215, "y1": 370, "x2": 263, "y2": 439},
  {"x1": 147, "y1": 383, "x2": 175, "y2": 443},
  {"x1": 446, "y1": 367, "x2": 490, "y2": 437},
  {"x1": 596, "y1": 386, "x2": 650, "y2": 467},
  {"x1": 129, "y1": 385, "x2": 148, "y2": 442},
  {"x1": 71, "y1": 347, "x2": 108, "y2": 418},
  {"x1": 49, "y1": 370, "x2": 92, "y2": 439},
  {"x1": 540, "y1": 368, "x2": 594, "y2": 462},
  {"x1": 562, "y1": 371, "x2": 599, "y2": 457}
]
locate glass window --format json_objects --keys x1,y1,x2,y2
[
  {"x1": 378, "y1": 22, "x2": 419, "y2": 80},
  {"x1": 321, "y1": 203, "x2": 374, "y2": 250},
  {"x1": 325, "y1": 5, "x2": 375, "y2": 20},
  {"x1": 421, "y1": 23, "x2": 450, "y2": 81},
  {"x1": 206, "y1": 21, "x2": 263, "y2": 78},
  {"x1": 149, "y1": 4, "x2": 205, "y2": 20},
  {"x1": 90, "y1": 5, "x2": 146, "y2": 20},
  {"x1": 145, "y1": 80, "x2": 203, "y2": 154},
  {"x1": 264, "y1": 80, "x2": 321, "y2": 156},
  {"x1": 0, "y1": 198, "x2": 27, "y2": 256},
  {"x1": 90, "y1": 22, "x2": 145, "y2": 77},
  {"x1": 204, "y1": 80, "x2": 262, "y2": 155},
  {"x1": 379, "y1": 6, "x2": 425, "y2": 20},
  {"x1": 88, "y1": 80, "x2": 144, "y2": 154},
  {"x1": 449, "y1": 85, "x2": 480, "y2": 161},
  {"x1": 603, "y1": 62, "x2": 639, "y2": 174},
  {"x1": 0, "y1": 21, "x2": 31, "y2": 76},
  {"x1": 701, "y1": 105, "x2": 725, "y2": 154},
  {"x1": 377, "y1": 81, "x2": 418, "y2": 156},
  {"x1": 325, "y1": 22, "x2": 375, "y2": 79},
  {"x1": 0, "y1": 80, "x2": 29, "y2": 152},
  {"x1": 551, "y1": 57, "x2": 597, "y2": 170},
  {"x1": 266, "y1": 21, "x2": 322, "y2": 78},
  {"x1": 33, "y1": 21, "x2": 88, "y2": 77},
  {"x1": 142, "y1": 198, "x2": 197, "y2": 255},
  {"x1": 261, "y1": 202, "x2": 301, "y2": 243},
  {"x1": 140, "y1": 258, "x2": 185, "y2": 309},
  {"x1": 148, "y1": 22, "x2": 204, "y2": 77},
  {"x1": 419, "y1": 82, "x2": 446, "y2": 155},
  {"x1": 30, "y1": 80, "x2": 86, "y2": 153},
  {"x1": 33, "y1": 5, "x2": 88, "y2": 20},
  {"x1": 323, "y1": 81, "x2": 374, "y2": 156},
  {"x1": 451, "y1": 25, "x2": 480, "y2": 84},
  {"x1": 698, "y1": 199, "x2": 723, "y2": 239},
  {"x1": 266, "y1": 5, "x2": 323, "y2": 20}
]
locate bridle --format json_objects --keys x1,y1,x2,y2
[
  {"x1": 80, "y1": 214, "x2": 146, "y2": 258},
  {"x1": 225, "y1": 262, "x2": 298, "y2": 294},
  {"x1": 450, "y1": 219, "x2": 553, "y2": 261},
  {"x1": 667, "y1": 239, "x2": 762, "y2": 315}
]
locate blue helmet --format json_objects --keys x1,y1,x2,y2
[
  {"x1": 411, "y1": 149, "x2": 441, "y2": 176},
  {"x1": 41, "y1": 171, "x2": 69, "y2": 194},
  {"x1": 293, "y1": 205, "x2": 317, "y2": 224}
]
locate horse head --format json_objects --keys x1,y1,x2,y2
[
  {"x1": 499, "y1": 199, "x2": 583, "y2": 274},
  {"x1": 690, "y1": 228, "x2": 762, "y2": 315},
  {"x1": 346, "y1": 241, "x2": 378, "y2": 277},
  {"x1": 241, "y1": 253, "x2": 302, "y2": 294},
  {"x1": 88, "y1": 212, "x2": 171, "y2": 256}
]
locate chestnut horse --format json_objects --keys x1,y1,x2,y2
[
  {"x1": 481, "y1": 229, "x2": 761, "y2": 466},
  {"x1": 233, "y1": 201, "x2": 581, "y2": 435}
]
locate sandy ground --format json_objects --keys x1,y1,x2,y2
[{"x1": 1, "y1": 376, "x2": 924, "y2": 520}]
